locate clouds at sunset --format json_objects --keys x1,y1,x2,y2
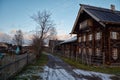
[
  {"x1": 0, "y1": 32, "x2": 11, "y2": 43},
  {"x1": 0, "y1": 30, "x2": 74, "y2": 45},
  {"x1": 0, "y1": 30, "x2": 33, "y2": 45}
]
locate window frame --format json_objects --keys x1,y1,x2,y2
[
  {"x1": 89, "y1": 34, "x2": 92, "y2": 41},
  {"x1": 112, "y1": 48, "x2": 118, "y2": 60},
  {"x1": 110, "y1": 32, "x2": 118, "y2": 39},
  {"x1": 96, "y1": 32, "x2": 101, "y2": 40}
]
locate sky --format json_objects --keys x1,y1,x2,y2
[{"x1": 0, "y1": 0, "x2": 120, "y2": 43}]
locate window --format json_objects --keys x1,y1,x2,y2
[
  {"x1": 96, "y1": 32, "x2": 101, "y2": 40},
  {"x1": 83, "y1": 35, "x2": 86, "y2": 42},
  {"x1": 96, "y1": 48, "x2": 100, "y2": 56},
  {"x1": 83, "y1": 48, "x2": 86, "y2": 53},
  {"x1": 111, "y1": 32, "x2": 117, "y2": 39},
  {"x1": 89, "y1": 48, "x2": 92, "y2": 55},
  {"x1": 79, "y1": 24, "x2": 81, "y2": 30},
  {"x1": 89, "y1": 34, "x2": 92, "y2": 41},
  {"x1": 79, "y1": 48, "x2": 81, "y2": 53},
  {"x1": 78, "y1": 37, "x2": 81, "y2": 42},
  {"x1": 112, "y1": 48, "x2": 118, "y2": 60}
]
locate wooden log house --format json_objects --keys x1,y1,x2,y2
[{"x1": 71, "y1": 4, "x2": 120, "y2": 66}]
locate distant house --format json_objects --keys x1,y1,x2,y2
[
  {"x1": 0, "y1": 42, "x2": 8, "y2": 53},
  {"x1": 70, "y1": 4, "x2": 120, "y2": 66},
  {"x1": 0, "y1": 42, "x2": 8, "y2": 48},
  {"x1": 22, "y1": 46, "x2": 33, "y2": 53}
]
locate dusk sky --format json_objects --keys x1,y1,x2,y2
[{"x1": 0, "y1": 0, "x2": 120, "y2": 43}]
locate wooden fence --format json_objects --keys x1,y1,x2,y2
[{"x1": 0, "y1": 53, "x2": 36, "y2": 80}]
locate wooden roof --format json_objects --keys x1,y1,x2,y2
[{"x1": 71, "y1": 4, "x2": 120, "y2": 34}]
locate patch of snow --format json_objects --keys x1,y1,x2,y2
[
  {"x1": 42, "y1": 66, "x2": 75, "y2": 80},
  {"x1": 16, "y1": 66, "x2": 43, "y2": 80},
  {"x1": 73, "y1": 69, "x2": 113, "y2": 80}
]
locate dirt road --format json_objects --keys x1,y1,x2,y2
[
  {"x1": 42, "y1": 53, "x2": 115, "y2": 80},
  {"x1": 15, "y1": 53, "x2": 119, "y2": 80}
]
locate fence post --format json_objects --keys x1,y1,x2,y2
[{"x1": 27, "y1": 53, "x2": 28, "y2": 64}]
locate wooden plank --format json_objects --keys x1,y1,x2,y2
[
  {"x1": 108, "y1": 29, "x2": 111, "y2": 64},
  {"x1": 92, "y1": 28, "x2": 95, "y2": 56}
]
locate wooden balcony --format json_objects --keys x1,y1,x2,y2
[{"x1": 79, "y1": 19, "x2": 93, "y2": 30}]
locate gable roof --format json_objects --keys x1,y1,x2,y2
[{"x1": 71, "y1": 4, "x2": 120, "y2": 34}]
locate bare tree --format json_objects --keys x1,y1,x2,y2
[
  {"x1": 31, "y1": 10, "x2": 57, "y2": 58},
  {"x1": 12, "y1": 30, "x2": 24, "y2": 51}
]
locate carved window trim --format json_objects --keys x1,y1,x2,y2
[
  {"x1": 110, "y1": 32, "x2": 117, "y2": 39},
  {"x1": 112, "y1": 48, "x2": 118, "y2": 60},
  {"x1": 83, "y1": 35, "x2": 86, "y2": 42},
  {"x1": 89, "y1": 34, "x2": 92, "y2": 41},
  {"x1": 96, "y1": 32, "x2": 101, "y2": 40}
]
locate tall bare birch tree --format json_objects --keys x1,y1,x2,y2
[{"x1": 31, "y1": 10, "x2": 56, "y2": 58}]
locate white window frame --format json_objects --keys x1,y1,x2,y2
[
  {"x1": 83, "y1": 35, "x2": 86, "y2": 42},
  {"x1": 89, "y1": 34, "x2": 92, "y2": 41},
  {"x1": 112, "y1": 48, "x2": 118, "y2": 60},
  {"x1": 96, "y1": 32, "x2": 101, "y2": 40},
  {"x1": 111, "y1": 32, "x2": 117, "y2": 39}
]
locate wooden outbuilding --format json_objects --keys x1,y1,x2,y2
[{"x1": 57, "y1": 37, "x2": 78, "y2": 60}]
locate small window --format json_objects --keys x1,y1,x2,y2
[
  {"x1": 96, "y1": 48, "x2": 100, "y2": 56},
  {"x1": 78, "y1": 37, "x2": 81, "y2": 42},
  {"x1": 96, "y1": 32, "x2": 101, "y2": 40},
  {"x1": 111, "y1": 32, "x2": 117, "y2": 39},
  {"x1": 83, "y1": 35, "x2": 86, "y2": 42},
  {"x1": 89, "y1": 48, "x2": 92, "y2": 55},
  {"x1": 83, "y1": 48, "x2": 86, "y2": 53},
  {"x1": 112, "y1": 48, "x2": 118, "y2": 60},
  {"x1": 79, "y1": 48, "x2": 81, "y2": 53},
  {"x1": 89, "y1": 34, "x2": 92, "y2": 41}
]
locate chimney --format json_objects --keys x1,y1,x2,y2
[{"x1": 111, "y1": 4, "x2": 115, "y2": 11}]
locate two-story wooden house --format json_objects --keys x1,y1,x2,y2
[{"x1": 71, "y1": 4, "x2": 120, "y2": 65}]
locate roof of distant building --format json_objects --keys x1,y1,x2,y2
[{"x1": 60, "y1": 36, "x2": 77, "y2": 44}]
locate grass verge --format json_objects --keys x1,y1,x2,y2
[
  {"x1": 19, "y1": 52, "x2": 48, "y2": 72},
  {"x1": 60, "y1": 56, "x2": 120, "y2": 75},
  {"x1": 33, "y1": 52, "x2": 48, "y2": 66},
  {"x1": 13, "y1": 52, "x2": 48, "y2": 79}
]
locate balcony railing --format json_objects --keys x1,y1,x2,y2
[{"x1": 79, "y1": 19, "x2": 93, "y2": 30}]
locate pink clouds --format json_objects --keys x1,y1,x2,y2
[
  {"x1": 0, "y1": 32, "x2": 11, "y2": 43},
  {"x1": 0, "y1": 30, "x2": 33, "y2": 45},
  {"x1": 57, "y1": 34, "x2": 76, "y2": 40}
]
